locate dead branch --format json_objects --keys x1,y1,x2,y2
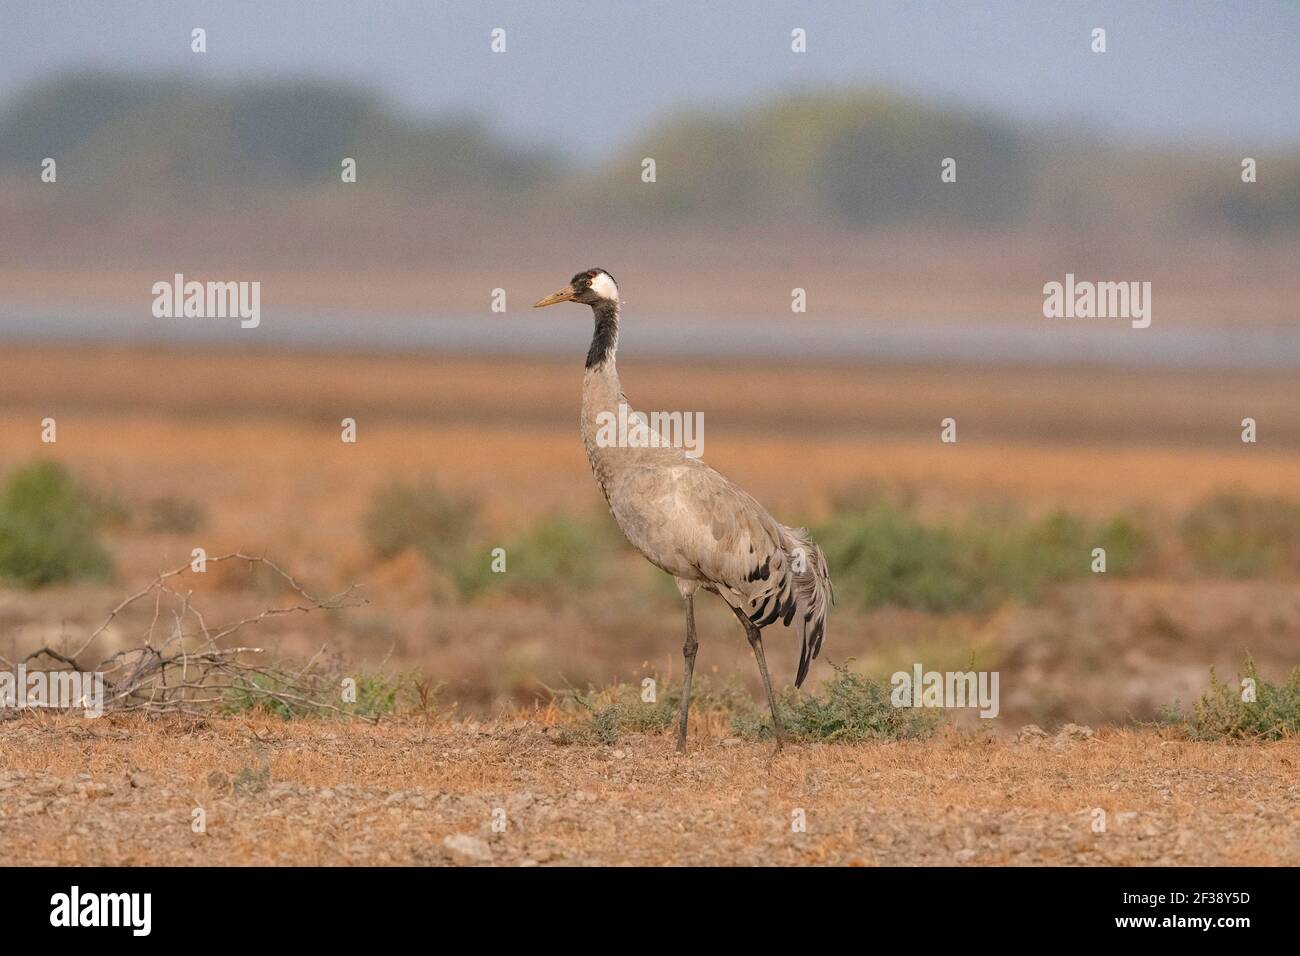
[{"x1": 9, "y1": 553, "x2": 368, "y2": 717}]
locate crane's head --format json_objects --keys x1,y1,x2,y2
[{"x1": 533, "y1": 268, "x2": 619, "y2": 310}]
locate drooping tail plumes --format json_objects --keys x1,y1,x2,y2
[{"x1": 784, "y1": 527, "x2": 833, "y2": 687}]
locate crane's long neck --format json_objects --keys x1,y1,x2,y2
[
  {"x1": 581, "y1": 300, "x2": 625, "y2": 499},
  {"x1": 585, "y1": 300, "x2": 619, "y2": 371}
]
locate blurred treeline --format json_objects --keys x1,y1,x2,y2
[{"x1": 3, "y1": 73, "x2": 1298, "y2": 238}]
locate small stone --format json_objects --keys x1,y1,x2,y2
[
  {"x1": 1015, "y1": 725, "x2": 1049, "y2": 743},
  {"x1": 1057, "y1": 723, "x2": 1096, "y2": 741},
  {"x1": 443, "y1": 833, "x2": 493, "y2": 865},
  {"x1": 721, "y1": 738, "x2": 744, "y2": 747},
  {"x1": 129, "y1": 772, "x2": 154, "y2": 789}
]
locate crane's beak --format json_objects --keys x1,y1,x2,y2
[{"x1": 533, "y1": 285, "x2": 576, "y2": 308}]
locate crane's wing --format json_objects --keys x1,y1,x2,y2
[{"x1": 607, "y1": 460, "x2": 832, "y2": 686}]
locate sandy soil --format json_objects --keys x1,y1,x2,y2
[{"x1": 1, "y1": 714, "x2": 1296, "y2": 866}]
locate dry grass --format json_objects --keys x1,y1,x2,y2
[
  {"x1": 2, "y1": 346, "x2": 1299, "y2": 723},
  {"x1": 0, "y1": 712, "x2": 1295, "y2": 866}
]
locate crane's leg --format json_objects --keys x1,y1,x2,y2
[
  {"x1": 730, "y1": 606, "x2": 787, "y2": 750},
  {"x1": 675, "y1": 592, "x2": 698, "y2": 752}
]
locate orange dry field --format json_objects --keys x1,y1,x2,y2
[
  {"x1": 1, "y1": 714, "x2": 1297, "y2": 866},
  {"x1": 1, "y1": 344, "x2": 1298, "y2": 714},
  {"x1": 1, "y1": 345, "x2": 1298, "y2": 865}
]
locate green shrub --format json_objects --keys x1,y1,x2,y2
[
  {"x1": 221, "y1": 669, "x2": 417, "y2": 719},
  {"x1": 817, "y1": 500, "x2": 1153, "y2": 613},
  {"x1": 984, "y1": 510, "x2": 1152, "y2": 594},
  {"x1": 221, "y1": 672, "x2": 319, "y2": 719},
  {"x1": 347, "y1": 672, "x2": 406, "y2": 717},
  {"x1": 0, "y1": 460, "x2": 113, "y2": 588},
  {"x1": 733, "y1": 663, "x2": 941, "y2": 742},
  {"x1": 1164, "y1": 659, "x2": 1300, "y2": 741},
  {"x1": 553, "y1": 678, "x2": 754, "y2": 745},
  {"x1": 816, "y1": 503, "x2": 976, "y2": 611},
  {"x1": 364, "y1": 479, "x2": 631, "y2": 603},
  {"x1": 555, "y1": 668, "x2": 940, "y2": 745},
  {"x1": 454, "y1": 513, "x2": 619, "y2": 601},
  {"x1": 364, "y1": 479, "x2": 479, "y2": 562},
  {"x1": 1181, "y1": 492, "x2": 1300, "y2": 577}
]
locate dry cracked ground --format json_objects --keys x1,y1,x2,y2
[{"x1": 0, "y1": 714, "x2": 1296, "y2": 866}]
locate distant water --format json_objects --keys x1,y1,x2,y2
[{"x1": 1, "y1": 305, "x2": 1298, "y2": 370}]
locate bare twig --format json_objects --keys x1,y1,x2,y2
[{"x1": 13, "y1": 554, "x2": 366, "y2": 717}]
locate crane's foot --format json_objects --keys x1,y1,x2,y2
[{"x1": 767, "y1": 719, "x2": 787, "y2": 755}]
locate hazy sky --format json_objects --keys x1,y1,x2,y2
[{"x1": 4, "y1": 0, "x2": 1298, "y2": 158}]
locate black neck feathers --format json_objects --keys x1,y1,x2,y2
[{"x1": 585, "y1": 301, "x2": 619, "y2": 369}]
